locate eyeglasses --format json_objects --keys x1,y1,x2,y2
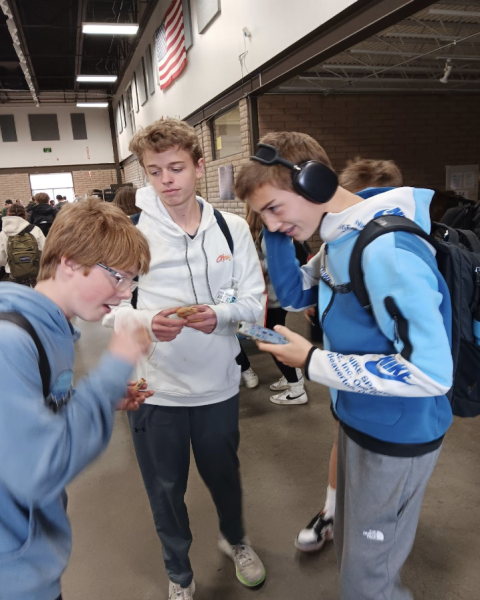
[{"x1": 97, "y1": 263, "x2": 138, "y2": 292}]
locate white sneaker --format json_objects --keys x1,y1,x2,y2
[
  {"x1": 218, "y1": 536, "x2": 266, "y2": 587},
  {"x1": 295, "y1": 511, "x2": 334, "y2": 552},
  {"x1": 241, "y1": 367, "x2": 259, "y2": 389},
  {"x1": 270, "y1": 376, "x2": 289, "y2": 391},
  {"x1": 168, "y1": 580, "x2": 195, "y2": 600},
  {"x1": 270, "y1": 382, "x2": 308, "y2": 405}
]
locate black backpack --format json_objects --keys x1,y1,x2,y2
[
  {"x1": 440, "y1": 201, "x2": 480, "y2": 234},
  {"x1": 0, "y1": 313, "x2": 51, "y2": 399},
  {"x1": 349, "y1": 215, "x2": 480, "y2": 418}
]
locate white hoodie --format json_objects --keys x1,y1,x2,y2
[
  {"x1": 103, "y1": 188, "x2": 264, "y2": 407},
  {"x1": 0, "y1": 216, "x2": 45, "y2": 273}
]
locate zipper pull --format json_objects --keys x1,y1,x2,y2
[
  {"x1": 472, "y1": 267, "x2": 480, "y2": 316},
  {"x1": 393, "y1": 316, "x2": 400, "y2": 344}
]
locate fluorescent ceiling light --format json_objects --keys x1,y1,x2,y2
[
  {"x1": 76, "y1": 102, "x2": 108, "y2": 108},
  {"x1": 82, "y1": 22, "x2": 139, "y2": 35},
  {"x1": 385, "y1": 32, "x2": 458, "y2": 42},
  {"x1": 429, "y1": 9, "x2": 480, "y2": 18},
  {"x1": 77, "y1": 75, "x2": 118, "y2": 82}
]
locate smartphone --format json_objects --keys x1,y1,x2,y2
[{"x1": 237, "y1": 321, "x2": 289, "y2": 345}]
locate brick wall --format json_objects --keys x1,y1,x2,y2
[
  {"x1": 122, "y1": 158, "x2": 147, "y2": 188},
  {"x1": 72, "y1": 168, "x2": 117, "y2": 196},
  {"x1": 0, "y1": 173, "x2": 32, "y2": 205},
  {"x1": 0, "y1": 168, "x2": 118, "y2": 207},
  {"x1": 195, "y1": 97, "x2": 251, "y2": 218},
  {"x1": 257, "y1": 93, "x2": 480, "y2": 252}
]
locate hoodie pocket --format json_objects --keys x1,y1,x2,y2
[{"x1": 0, "y1": 506, "x2": 35, "y2": 562}]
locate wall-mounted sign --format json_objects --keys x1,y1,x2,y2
[
  {"x1": 446, "y1": 164, "x2": 479, "y2": 201},
  {"x1": 218, "y1": 164, "x2": 235, "y2": 200},
  {"x1": 43, "y1": 147, "x2": 52, "y2": 153}
]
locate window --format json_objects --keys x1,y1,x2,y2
[
  {"x1": 145, "y1": 44, "x2": 156, "y2": 95},
  {"x1": 28, "y1": 114, "x2": 60, "y2": 141},
  {"x1": 71, "y1": 113, "x2": 87, "y2": 140},
  {"x1": 212, "y1": 106, "x2": 242, "y2": 160},
  {"x1": 30, "y1": 172, "x2": 74, "y2": 202},
  {"x1": 136, "y1": 58, "x2": 148, "y2": 106},
  {"x1": 0, "y1": 115, "x2": 17, "y2": 142},
  {"x1": 125, "y1": 86, "x2": 136, "y2": 135}
]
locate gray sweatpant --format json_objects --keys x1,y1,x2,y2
[
  {"x1": 335, "y1": 426, "x2": 441, "y2": 600},
  {"x1": 128, "y1": 395, "x2": 244, "y2": 588}
]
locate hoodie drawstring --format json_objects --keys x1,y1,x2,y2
[{"x1": 183, "y1": 233, "x2": 217, "y2": 306}]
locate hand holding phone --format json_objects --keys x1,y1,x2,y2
[{"x1": 237, "y1": 321, "x2": 289, "y2": 344}]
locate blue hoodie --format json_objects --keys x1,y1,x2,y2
[
  {"x1": 264, "y1": 187, "x2": 454, "y2": 456},
  {"x1": 0, "y1": 283, "x2": 133, "y2": 600}
]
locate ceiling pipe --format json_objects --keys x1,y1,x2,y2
[{"x1": 0, "y1": 0, "x2": 39, "y2": 106}]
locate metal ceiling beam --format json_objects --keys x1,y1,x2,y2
[
  {"x1": 0, "y1": 0, "x2": 39, "y2": 105},
  {"x1": 313, "y1": 63, "x2": 480, "y2": 73},
  {"x1": 74, "y1": 0, "x2": 88, "y2": 91}
]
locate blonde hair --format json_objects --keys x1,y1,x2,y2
[
  {"x1": 129, "y1": 119, "x2": 203, "y2": 166},
  {"x1": 38, "y1": 197, "x2": 151, "y2": 281},
  {"x1": 339, "y1": 157, "x2": 403, "y2": 193},
  {"x1": 235, "y1": 131, "x2": 333, "y2": 201},
  {"x1": 113, "y1": 186, "x2": 140, "y2": 216},
  {"x1": 34, "y1": 192, "x2": 50, "y2": 204}
]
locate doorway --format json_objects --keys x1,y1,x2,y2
[{"x1": 30, "y1": 172, "x2": 75, "y2": 202}]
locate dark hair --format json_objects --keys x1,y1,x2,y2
[
  {"x1": 35, "y1": 193, "x2": 50, "y2": 204},
  {"x1": 7, "y1": 204, "x2": 26, "y2": 218},
  {"x1": 56, "y1": 195, "x2": 63, "y2": 200},
  {"x1": 62, "y1": 196, "x2": 67, "y2": 200},
  {"x1": 5, "y1": 199, "x2": 13, "y2": 205},
  {"x1": 113, "y1": 186, "x2": 140, "y2": 216}
]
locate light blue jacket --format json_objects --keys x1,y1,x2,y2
[
  {"x1": 264, "y1": 187, "x2": 454, "y2": 449},
  {"x1": 0, "y1": 283, "x2": 133, "y2": 600}
]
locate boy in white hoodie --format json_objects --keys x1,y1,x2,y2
[{"x1": 103, "y1": 119, "x2": 266, "y2": 600}]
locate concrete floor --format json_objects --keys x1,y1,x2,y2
[{"x1": 62, "y1": 313, "x2": 480, "y2": 600}]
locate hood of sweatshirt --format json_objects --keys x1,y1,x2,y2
[
  {"x1": 0, "y1": 282, "x2": 74, "y2": 340},
  {"x1": 320, "y1": 187, "x2": 432, "y2": 243},
  {"x1": 1, "y1": 215, "x2": 33, "y2": 236},
  {"x1": 30, "y1": 203, "x2": 56, "y2": 218},
  {"x1": 136, "y1": 185, "x2": 218, "y2": 245}
]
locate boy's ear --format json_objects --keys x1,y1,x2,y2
[
  {"x1": 60, "y1": 256, "x2": 81, "y2": 277},
  {"x1": 195, "y1": 158, "x2": 205, "y2": 179}
]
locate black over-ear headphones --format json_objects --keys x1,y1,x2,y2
[{"x1": 250, "y1": 143, "x2": 338, "y2": 204}]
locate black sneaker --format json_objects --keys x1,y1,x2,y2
[{"x1": 295, "y1": 511, "x2": 334, "y2": 552}]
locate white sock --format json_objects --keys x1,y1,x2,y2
[{"x1": 323, "y1": 485, "x2": 336, "y2": 520}]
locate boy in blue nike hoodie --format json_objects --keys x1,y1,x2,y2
[
  {"x1": 235, "y1": 132, "x2": 453, "y2": 600},
  {"x1": 0, "y1": 198, "x2": 153, "y2": 600}
]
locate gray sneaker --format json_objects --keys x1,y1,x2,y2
[
  {"x1": 218, "y1": 536, "x2": 266, "y2": 587},
  {"x1": 168, "y1": 580, "x2": 195, "y2": 600}
]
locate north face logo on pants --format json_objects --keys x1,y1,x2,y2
[{"x1": 363, "y1": 529, "x2": 384, "y2": 541}]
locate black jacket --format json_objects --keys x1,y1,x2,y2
[{"x1": 28, "y1": 203, "x2": 56, "y2": 236}]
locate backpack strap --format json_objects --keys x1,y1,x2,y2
[
  {"x1": 214, "y1": 208, "x2": 234, "y2": 255},
  {"x1": 0, "y1": 312, "x2": 51, "y2": 398},
  {"x1": 130, "y1": 212, "x2": 141, "y2": 226},
  {"x1": 21, "y1": 224, "x2": 35, "y2": 235},
  {"x1": 349, "y1": 215, "x2": 435, "y2": 310},
  {"x1": 458, "y1": 229, "x2": 480, "y2": 254}
]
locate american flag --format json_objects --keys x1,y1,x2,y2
[{"x1": 155, "y1": 0, "x2": 187, "y2": 91}]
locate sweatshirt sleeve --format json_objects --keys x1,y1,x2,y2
[
  {"x1": 0, "y1": 323, "x2": 133, "y2": 506},
  {"x1": 34, "y1": 226, "x2": 46, "y2": 252},
  {"x1": 0, "y1": 232, "x2": 7, "y2": 267},
  {"x1": 210, "y1": 216, "x2": 265, "y2": 336},
  {"x1": 103, "y1": 298, "x2": 159, "y2": 342},
  {"x1": 263, "y1": 228, "x2": 319, "y2": 311},
  {"x1": 306, "y1": 232, "x2": 453, "y2": 397}
]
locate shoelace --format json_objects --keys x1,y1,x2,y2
[
  {"x1": 312, "y1": 513, "x2": 333, "y2": 535},
  {"x1": 235, "y1": 544, "x2": 254, "y2": 566}
]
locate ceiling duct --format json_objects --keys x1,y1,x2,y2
[{"x1": 0, "y1": 0, "x2": 39, "y2": 106}]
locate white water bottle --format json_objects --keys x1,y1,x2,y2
[{"x1": 215, "y1": 278, "x2": 238, "y2": 304}]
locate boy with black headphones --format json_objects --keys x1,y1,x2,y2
[{"x1": 235, "y1": 131, "x2": 453, "y2": 600}]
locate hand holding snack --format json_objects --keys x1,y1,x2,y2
[
  {"x1": 184, "y1": 305, "x2": 217, "y2": 334},
  {"x1": 151, "y1": 307, "x2": 187, "y2": 342},
  {"x1": 117, "y1": 379, "x2": 154, "y2": 411},
  {"x1": 109, "y1": 323, "x2": 151, "y2": 365}
]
